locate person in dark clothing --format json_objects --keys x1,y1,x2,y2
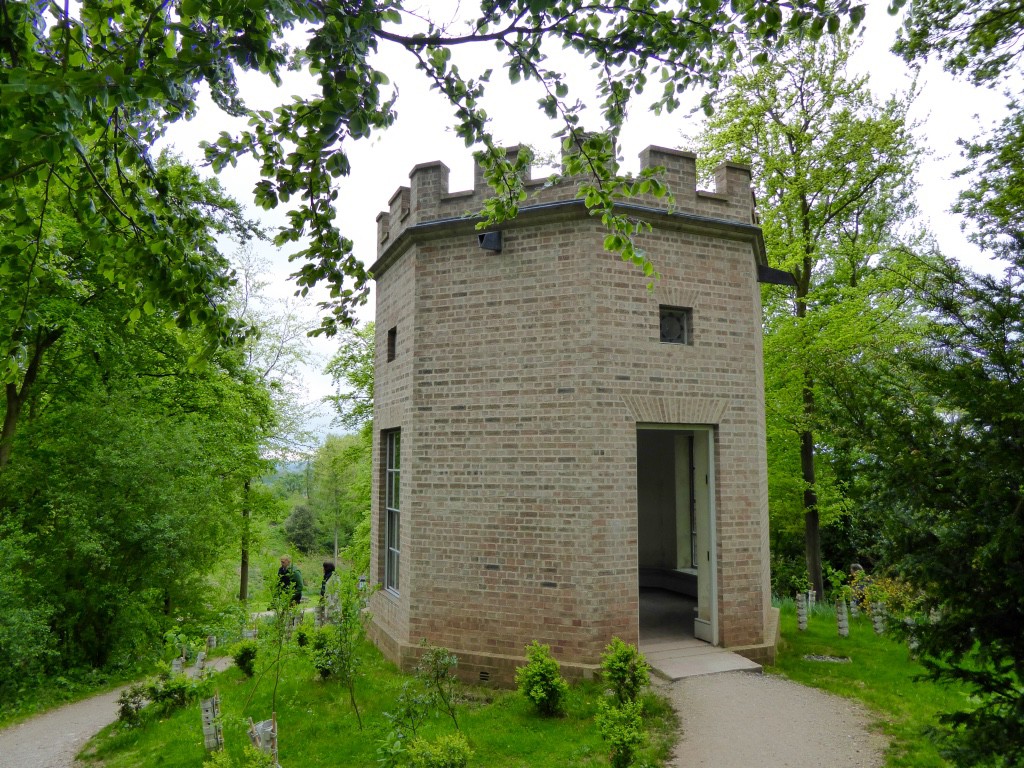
[
  {"x1": 320, "y1": 561, "x2": 337, "y2": 598},
  {"x1": 277, "y1": 555, "x2": 303, "y2": 604}
]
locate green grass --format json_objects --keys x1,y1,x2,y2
[
  {"x1": 769, "y1": 600, "x2": 972, "y2": 768},
  {"x1": 79, "y1": 628, "x2": 677, "y2": 768}
]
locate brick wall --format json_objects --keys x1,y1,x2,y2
[{"x1": 369, "y1": 144, "x2": 771, "y2": 683}]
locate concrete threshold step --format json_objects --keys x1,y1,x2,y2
[{"x1": 643, "y1": 646, "x2": 762, "y2": 681}]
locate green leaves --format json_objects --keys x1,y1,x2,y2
[{"x1": 2, "y1": 0, "x2": 867, "y2": 340}]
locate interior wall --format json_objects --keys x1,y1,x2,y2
[
  {"x1": 674, "y1": 434, "x2": 693, "y2": 570},
  {"x1": 637, "y1": 430, "x2": 676, "y2": 569}
]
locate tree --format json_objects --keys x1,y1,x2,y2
[
  {"x1": 321, "y1": 321, "x2": 376, "y2": 565},
  {"x1": 0, "y1": 182, "x2": 277, "y2": 673},
  {"x1": 893, "y1": 0, "x2": 1024, "y2": 86},
  {"x1": 324, "y1": 322, "x2": 375, "y2": 433},
  {"x1": 893, "y1": 0, "x2": 1024, "y2": 262},
  {"x1": 1, "y1": 1, "x2": 868, "y2": 340},
  {"x1": 883, "y1": 3, "x2": 1024, "y2": 760},
  {"x1": 0, "y1": 152, "x2": 258, "y2": 470},
  {"x1": 309, "y1": 434, "x2": 372, "y2": 561},
  {"x1": 228, "y1": 251, "x2": 319, "y2": 600},
  {"x1": 847, "y1": 255, "x2": 1024, "y2": 765},
  {"x1": 696, "y1": 31, "x2": 925, "y2": 598}
]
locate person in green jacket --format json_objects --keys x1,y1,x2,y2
[{"x1": 277, "y1": 555, "x2": 304, "y2": 604}]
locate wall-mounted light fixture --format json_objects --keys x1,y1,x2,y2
[{"x1": 478, "y1": 231, "x2": 502, "y2": 253}]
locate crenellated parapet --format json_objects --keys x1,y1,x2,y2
[{"x1": 375, "y1": 143, "x2": 756, "y2": 258}]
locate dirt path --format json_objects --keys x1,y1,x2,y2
[
  {"x1": 662, "y1": 671, "x2": 889, "y2": 767},
  {"x1": 1, "y1": 666, "x2": 886, "y2": 768},
  {"x1": 0, "y1": 658, "x2": 232, "y2": 768}
]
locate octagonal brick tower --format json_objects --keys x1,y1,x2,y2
[{"x1": 367, "y1": 144, "x2": 778, "y2": 685}]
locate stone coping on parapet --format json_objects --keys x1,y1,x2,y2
[
  {"x1": 368, "y1": 195, "x2": 766, "y2": 281},
  {"x1": 374, "y1": 144, "x2": 756, "y2": 259}
]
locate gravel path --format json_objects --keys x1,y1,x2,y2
[
  {"x1": 662, "y1": 672, "x2": 889, "y2": 768},
  {"x1": 0, "y1": 666, "x2": 887, "y2": 768},
  {"x1": 0, "y1": 658, "x2": 232, "y2": 768},
  {"x1": 0, "y1": 685, "x2": 129, "y2": 768}
]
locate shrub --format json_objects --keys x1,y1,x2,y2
[
  {"x1": 163, "y1": 628, "x2": 203, "y2": 663},
  {"x1": 861, "y1": 573, "x2": 923, "y2": 619},
  {"x1": 515, "y1": 641, "x2": 569, "y2": 716},
  {"x1": 232, "y1": 640, "x2": 258, "y2": 678},
  {"x1": 407, "y1": 732, "x2": 473, "y2": 768},
  {"x1": 146, "y1": 673, "x2": 207, "y2": 711},
  {"x1": 203, "y1": 745, "x2": 275, "y2": 768},
  {"x1": 595, "y1": 698, "x2": 645, "y2": 768},
  {"x1": 375, "y1": 733, "x2": 409, "y2": 768},
  {"x1": 309, "y1": 625, "x2": 339, "y2": 679},
  {"x1": 385, "y1": 680, "x2": 433, "y2": 738},
  {"x1": 116, "y1": 683, "x2": 147, "y2": 728},
  {"x1": 416, "y1": 644, "x2": 460, "y2": 729},
  {"x1": 600, "y1": 637, "x2": 650, "y2": 706},
  {"x1": 770, "y1": 552, "x2": 810, "y2": 598}
]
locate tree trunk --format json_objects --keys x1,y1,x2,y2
[
  {"x1": 0, "y1": 329, "x2": 62, "y2": 470},
  {"x1": 801, "y1": 424, "x2": 824, "y2": 599},
  {"x1": 795, "y1": 250, "x2": 824, "y2": 599},
  {"x1": 239, "y1": 479, "x2": 251, "y2": 601},
  {"x1": 0, "y1": 382, "x2": 23, "y2": 470}
]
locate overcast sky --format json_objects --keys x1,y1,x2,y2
[{"x1": 160, "y1": 0, "x2": 1012, "y2": 439}]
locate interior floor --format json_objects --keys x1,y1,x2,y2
[
  {"x1": 638, "y1": 587, "x2": 764, "y2": 679},
  {"x1": 639, "y1": 587, "x2": 698, "y2": 643}
]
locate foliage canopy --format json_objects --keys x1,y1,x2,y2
[{"x1": 1, "y1": 0, "x2": 866, "y2": 341}]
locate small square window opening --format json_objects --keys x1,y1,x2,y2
[{"x1": 660, "y1": 306, "x2": 693, "y2": 345}]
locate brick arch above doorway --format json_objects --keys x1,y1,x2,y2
[{"x1": 621, "y1": 395, "x2": 728, "y2": 425}]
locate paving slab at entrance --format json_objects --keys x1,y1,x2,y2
[{"x1": 641, "y1": 639, "x2": 762, "y2": 680}]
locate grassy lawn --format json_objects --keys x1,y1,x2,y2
[
  {"x1": 769, "y1": 600, "x2": 971, "y2": 768},
  {"x1": 79, "y1": 629, "x2": 677, "y2": 768}
]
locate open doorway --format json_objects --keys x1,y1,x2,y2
[{"x1": 637, "y1": 426, "x2": 717, "y2": 645}]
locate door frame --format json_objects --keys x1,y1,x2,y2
[{"x1": 637, "y1": 423, "x2": 718, "y2": 646}]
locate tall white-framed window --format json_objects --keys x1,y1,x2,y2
[{"x1": 384, "y1": 430, "x2": 401, "y2": 594}]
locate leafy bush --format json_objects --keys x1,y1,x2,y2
[
  {"x1": 146, "y1": 672, "x2": 208, "y2": 711},
  {"x1": 770, "y1": 553, "x2": 811, "y2": 598},
  {"x1": 601, "y1": 638, "x2": 650, "y2": 706},
  {"x1": 203, "y1": 745, "x2": 275, "y2": 768},
  {"x1": 515, "y1": 641, "x2": 569, "y2": 716},
  {"x1": 116, "y1": 683, "x2": 147, "y2": 728},
  {"x1": 232, "y1": 640, "x2": 258, "y2": 678},
  {"x1": 384, "y1": 680, "x2": 433, "y2": 738},
  {"x1": 861, "y1": 573, "x2": 923, "y2": 619},
  {"x1": 309, "y1": 625, "x2": 339, "y2": 679},
  {"x1": 375, "y1": 733, "x2": 409, "y2": 768},
  {"x1": 595, "y1": 698, "x2": 646, "y2": 768},
  {"x1": 407, "y1": 732, "x2": 473, "y2": 768}
]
